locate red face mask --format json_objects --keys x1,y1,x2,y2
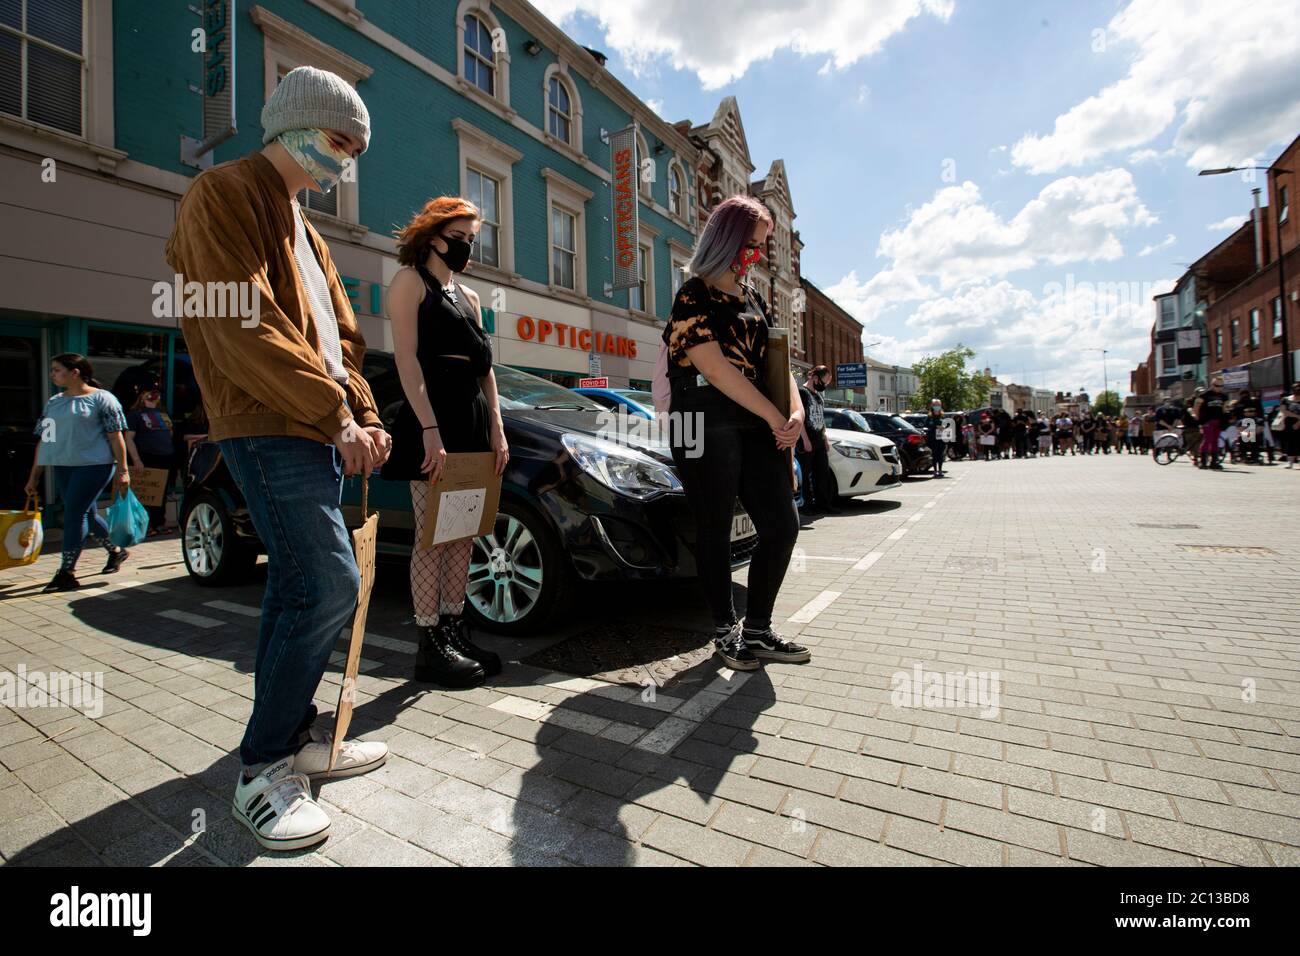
[{"x1": 732, "y1": 245, "x2": 762, "y2": 278}]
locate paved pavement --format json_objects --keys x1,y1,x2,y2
[{"x1": 2, "y1": 452, "x2": 1298, "y2": 867}]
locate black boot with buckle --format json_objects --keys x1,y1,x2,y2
[
  {"x1": 413, "y1": 620, "x2": 485, "y2": 688},
  {"x1": 444, "y1": 615, "x2": 501, "y2": 677}
]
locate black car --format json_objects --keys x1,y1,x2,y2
[
  {"x1": 179, "y1": 356, "x2": 760, "y2": 635},
  {"x1": 824, "y1": 408, "x2": 933, "y2": 475}
]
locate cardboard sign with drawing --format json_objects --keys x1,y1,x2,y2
[{"x1": 418, "y1": 452, "x2": 503, "y2": 550}]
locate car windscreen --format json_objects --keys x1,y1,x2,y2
[
  {"x1": 617, "y1": 390, "x2": 656, "y2": 408},
  {"x1": 888, "y1": 415, "x2": 921, "y2": 432},
  {"x1": 494, "y1": 365, "x2": 605, "y2": 411},
  {"x1": 830, "y1": 409, "x2": 871, "y2": 432}
]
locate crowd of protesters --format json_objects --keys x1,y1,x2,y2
[{"x1": 928, "y1": 383, "x2": 1300, "y2": 469}]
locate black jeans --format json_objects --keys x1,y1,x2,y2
[
  {"x1": 796, "y1": 429, "x2": 835, "y2": 510},
  {"x1": 670, "y1": 381, "x2": 799, "y2": 632}
]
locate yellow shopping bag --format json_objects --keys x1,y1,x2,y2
[{"x1": 0, "y1": 494, "x2": 44, "y2": 569}]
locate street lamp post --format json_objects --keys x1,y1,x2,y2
[
  {"x1": 1199, "y1": 164, "x2": 1293, "y2": 392},
  {"x1": 1085, "y1": 347, "x2": 1109, "y2": 412}
]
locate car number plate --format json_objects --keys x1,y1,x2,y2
[{"x1": 731, "y1": 512, "x2": 755, "y2": 541}]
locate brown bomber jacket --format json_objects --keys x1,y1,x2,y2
[{"x1": 164, "y1": 151, "x2": 381, "y2": 444}]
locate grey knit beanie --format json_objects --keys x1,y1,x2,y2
[{"x1": 261, "y1": 65, "x2": 370, "y2": 151}]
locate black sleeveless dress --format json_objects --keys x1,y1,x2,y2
[{"x1": 381, "y1": 266, "x2": 494, "y2": 481}]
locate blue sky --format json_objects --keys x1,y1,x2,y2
[{"x1": 533, "y1": 0, "x2": 1300, "y2": 397}]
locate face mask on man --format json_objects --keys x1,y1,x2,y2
[
  {"x1": 434, "y1": 234, "x2": 474, "y2": 273},
  {"x1": 277, "y1": 128, "x2": 352, "y2": 193},
  {"x1": 812, "y1": 377, "x2": 827, "y2": 392}
]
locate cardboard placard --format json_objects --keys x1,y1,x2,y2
[
  {"x1": 132, "y1": 467, "x2": 170, "y2": 508},
  {"x1": 418, "y1": 452, "x2": 502, "y2": 550},
  {"x1": 330, "y1": 479, "x2": 379, "y2": 772},
  {"x1": 764, "y1": 326, "x2": 796, "y2": 490}
]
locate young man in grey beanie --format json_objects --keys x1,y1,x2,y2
[{"x1": 166, "y1": 65, "x2": 392, "y2": 852}]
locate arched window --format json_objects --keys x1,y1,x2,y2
[
  {"x1": 547, "y1": 75, "x2": 571, "y2": 143},
  {"x1": 463, "y1": 12, "x2": 495, "y2": 95},
  {"x1": 635, "y1": 129, "x2": 652, "y2": 197},
  {"x1": 668, "y1": 162, "x2": 684, "y2": 218}
]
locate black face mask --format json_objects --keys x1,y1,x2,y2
[
  {"x1": 812, "y1": 380, "x2": 826, "y2": 392},
  {"x1": 434, "y1": 235, "x2": 473, "y2": 273}
]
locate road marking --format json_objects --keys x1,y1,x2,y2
[
  {"x1": 203, "y1": 600, "x2": 260, "y2": 617},
  {"x1": 908, "y1": 512, "x2": 924, "y2": 522},
  {"x1": 924, "y1": 500, "x2": 937, "y2": 508},
  {"x1": 887, "y1": 527, "x2": 909, "y2": 540},
  {"x1": 853, "y1": 551, "x2": 885, "y2": 571},
  {"x1": 799, "y1": 555, "x2": 858, "y2": 563},
  {"x1": 634, "y1": 673, "x2": 752, "y2": 754},
  {"x1": 115, "y1": 580, "x2": 167, "y2": 593},
  {"x1": 363, "y1": 631, "x2": 416, "y2": 653},
  {"x1": 788, "y1": 589, "x2": 842, "y2": 624},
  {"x1": 157, "y1": 609, "x2": 224, "y2": 629}
]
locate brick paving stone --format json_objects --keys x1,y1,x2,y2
[{"x1": 5, "y1": 455, "x2": 1299, "y2": 866}]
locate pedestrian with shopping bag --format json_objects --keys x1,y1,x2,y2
[
  {"x1": 384, "y1": 195, "x2": 509, "y2": 688},
  {"x1": 124, "y1": 376, "x2": 179, "y2": 534},
  {"x1": 662, "y1": 196, "x2": 809, "y2": 671},
  {"x1": 164, "y1": 66, "x2": 392, "y2": 851},
  {"x1": 925, "y1": 399, "x2": 949, "y2": 477},
  {"x1": 26, "y1": 353, "x2": 131, "y2": 592}
]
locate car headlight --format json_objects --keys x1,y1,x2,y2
[
  {"x1": 561, "y1": 433, "x2": 684, "y2": 499},
  {"x1": 831, "y1": 441, "x2": 880, "y2": 461}
]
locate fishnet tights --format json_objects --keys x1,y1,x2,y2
[{"x1": 409, "y1": 480, "x2": 473, "y2": 624}]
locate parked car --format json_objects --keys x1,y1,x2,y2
[
  {"x1": 823, "y1": 427, "x2": 902, "y2": 500},
  {"x1": 574, "y1": 384, "x2": 803, "y2": 508},
  {"x1": 572, "y1": 386, "x2": 656, "y2": 420},
  {"x1": 179, "y1": 357, "x2": 761, "y2": 635},
  {"x1": 825, "y1": 407, "x2": 933, "y2": 475}
]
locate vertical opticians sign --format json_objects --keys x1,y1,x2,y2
[
  {"x1": 202, "y1": 0, "x2": 237, "y2": 147},
  {"x1": 610, "y1": 124, "x2": 639, "y2": 292}
]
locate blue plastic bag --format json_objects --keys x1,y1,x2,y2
[{"x1": 106, "y1": 489, "x2": 149, "y2": 548}]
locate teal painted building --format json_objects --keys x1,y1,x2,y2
[{"x1": 1, "y1": 0, "x2": 702, "y2": 506}]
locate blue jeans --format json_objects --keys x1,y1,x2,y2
[
  {"x1": 52, "y1": 463, "x2": 118, "y2": 569},
  {"x1": 219, "y1": 436, "x2": 360, "y2": 768}
]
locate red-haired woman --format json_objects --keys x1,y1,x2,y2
[{"x1": 384, "y1": 197, "x2": 509, "y2": 688}]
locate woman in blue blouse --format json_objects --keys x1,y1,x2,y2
[{"x1": 25, "y1": 353, "x2": 132, "y2": 592}]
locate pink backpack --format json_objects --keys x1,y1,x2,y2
[{"x1": 651, "y1": 339, "x2": 672, "y2": 416}]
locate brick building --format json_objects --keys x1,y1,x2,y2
[
  {"x1": 799, "y1": 277, "x2": 865, "y2": 404},
  {"x1": 1203, "y1": 134, "x2": 1300, "y2": 402}
]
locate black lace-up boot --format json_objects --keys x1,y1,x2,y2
[{"x1": 413, "y1": 622, "x2": 485, "y2": 688}]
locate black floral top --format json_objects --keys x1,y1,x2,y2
[{"x1": 663, "y1": 276, "x2": 771, "y2": 383}]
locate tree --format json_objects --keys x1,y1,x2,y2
[
  {"x1": 913, "y1": 346, "x2": 993, "y2": 411},
  {"x1": 1093, "y1": 390, "x2": 1123, "y2": 416}
]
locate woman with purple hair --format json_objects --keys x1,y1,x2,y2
[{"x1": 662, "y1": 196, "x2": 810, "y2": 671}]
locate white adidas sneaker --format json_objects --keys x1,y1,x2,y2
[
  {"x1": 232, "y1": 757, "x2": 331, "y2": 852},
  {"x1": 292, "y1": 725, "x2": 389, "y2": 782}
]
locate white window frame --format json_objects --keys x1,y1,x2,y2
[
  {"x1": 629, "y1": 222, "x2": 658, "y2": 317},
  {"x1": 1157, "y1": 296, "x2": 1176, "y2": 330},
  {"x1": 0, "y1": 0, "x2": 102, "y2": 143},
  {"x1": 541, "y1": 62, "x2": 583, "y2": 156},
  {"x1": 1249, "y1": 308, "x2": 1261, "y2": 348},
  {"x1": 455, "y1": 1, "x2": 512, "y2": 114},
  {"x1": 1273, "y1": 296, "x2": 1284, "y2": 340},
  {"x1": 253, "y1": 6, "x2": 373, "y2": 228},
  {"x1": 668, "y1": 238, "x2": 691, "y2": 301},
  {"x1": 541, "y1": 166, "x2": 592, "y2": 299},
  {"x1": 466, "y1": 166, "x2": 503, "y2": 269},
  {"x1": 452, "y1": 118, "x2": 521, "y2": 279},
  {"x1": 666, "y1": 158, "x2": 687, "y2": 219}
]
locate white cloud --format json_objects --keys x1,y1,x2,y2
[
  {"x1": 645, "y1": 98, "x2": 664, "y2": 117},
  {"x1": 1011, "y1": 0, "x2": 1300, "y2": 173},
  {"x1": 1207, "y1": 215, "x2": 1248, "y2": 231},
  {"x1": 874, "y1": 169, "x2": 1155, "y2": 290},
  {"x1": 530, "y1": 0, "x2": 953, "y2": 89},
  {"x1": 1137, "y1": 233, "x2": 1176, "y2": 257}
]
